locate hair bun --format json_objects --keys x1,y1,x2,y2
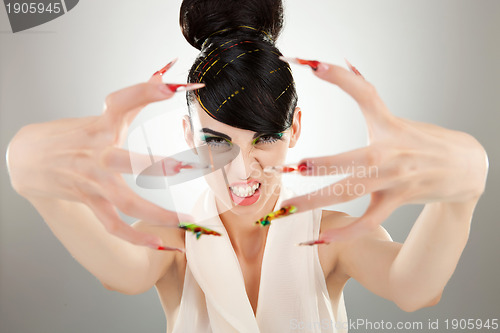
[{"x1": 180, "y1": 0, "x2": 284, "y2": 50}]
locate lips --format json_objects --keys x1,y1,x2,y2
[{"x1": 229, "y1": 181, "x2": 261, "y2": 206}]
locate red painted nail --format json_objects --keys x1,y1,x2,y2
[
  {"x1": 165, "y1": 83, "x2": 205, "y2": 93},
  {"x1": 297, "y1": 239, "x2": 329, "y2": 246},
  {"x1": 263, "y1": 163, "x2": 313, "y2": 174},
  {"x1": 297, "y1": 59, "x2": 320, "y2": 71},
  {"x1": 156, "y1": 245, "x2": 185, "y2": 253},
  {"x1": 280, "y1": 56, "x2": 320, "y2": 70},
  {"x1": 172, "y1": 161, "x2": 196, "y2": 173},
  {"x1": 344, "y1": 58, "x2": 364, "y2": 78},
  {"x1": 297, "y1": 162, "x2": 308, "y2": 172},
  {"x1": 281, "y1": 166, "x2": 297, "y2": 173},
  {"x1": 152, "y1": 58, "x2": 178, "y2": 77}
]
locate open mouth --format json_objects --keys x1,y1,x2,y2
[
  {"x1": 230, "y1": 182, "x2": 260, "y2": 198},
  {"x1": 229, "y1": 182, "x2": 261, "y2": 206}
]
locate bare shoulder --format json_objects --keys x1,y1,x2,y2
[
  {"x1": 318, "y1": 210, "x2": 350, "y2": 280},
  {"x1": 318, "y1": 210, "x2": 392, "y2": 280},
  {"x1": 132, "y1": 221, "x2": 186, "y2": 249},
  {"x1": 131, "y1": 221, "x2": 186, "y2": 283}
]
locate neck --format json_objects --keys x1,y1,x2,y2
[{"x1": 217, "y1": 188, "x2": 280, "y2": 260}]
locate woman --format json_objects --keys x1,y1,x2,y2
[{"x1": 6, "y1": 0, "x2": 488, "y2": 332}]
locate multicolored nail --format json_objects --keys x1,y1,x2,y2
[
  {"x1": 152, "y1": 58, "x2": 178, "y2": 77},
  {"x1": 165, "y1": 83, "x2": 206, "y2": 93},
  {"x1": 344, "y1": 59, "x2": 364, "y2": 79},
  {"x1": 264, "y1": 162, "x2": 311, "y2": 174},
  {"x1": 296, "y1": 239, "x2": 329, "y2": 246},
  {"x1": 255, "y1": 205, "x2": 298, "y2": 227},
  {"x1": 279, "y1": 56, "x2": 320, "y2": 71},
  {"x1": 178, "y1": 222, "x2": 222, "y2": 239}
]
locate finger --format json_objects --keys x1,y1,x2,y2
[
  {"x1": 280, "y1": 176, "x2": 384, "y2": 212},
  {"x1": 295, "y1": 146, "x2": 381, "y2": 177},
  {"x1": 100, "y1": 147, "x2": 196, "y2": 176},
  {"x1": 103, "y1": 82, "x2": 204, "y2": 124},
  {"x1": 313, "y1": 62, "x2": 393, "y2": 121},
  {"x1": 103, "y1": 176, "x2": 193, "y2": 225},
  {"x1": 104, "y1": 82, "x2": 175, "y2": 118},
  {"x1": 87, "y1": 196, "x2": 162, "y2": 247},
  {"x1": 319, "y1": 194, "x2": 397, "y2": 242},
  {"x1": 314, "y1": 62, "x2": 372, "y2": 105}
]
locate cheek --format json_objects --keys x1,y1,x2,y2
[
  {"x1": 254, "y1": 143, "x2": 289, "y2": 186},
  {"x1": 203, "y1": 170, "x2": 232, "y2": 200},
  {"x1": 256, "y1": 141, "x2": 289, "y2": 166}
]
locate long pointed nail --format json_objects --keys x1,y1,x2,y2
[
  {"x1": 255, "y1": 205, "x2": 298, "y2": 227},
  {"x1": 264, "y1": 162, "x2": 311, "y2": 174},
  {"x1": 147, "y1": 244, "x2": 185, "y2": 253},
  {"x1": 172, "y1": 161, "x2": 209, "y2": 174},
  {"x1": 166, "y1": 83, "x2": 205, "y2": 93},
  {"x1": 158, "y1": 245, "x2": 185, "y2": 253},
  {"x1": 296, "y1": 239, "x2": 329, "y2": 246},
  {"x1": 178, "y1": 222, "x2": 222, "y2": 239},
  {"x1": 279, "y1": 56, "x2": 320, "y2": 71},
  {"x1": 344, "y1": 58, "x2": 364, "y2": 78},
  {"x1": 152, "y1": 58, "x2": 178, "y2": 77}
]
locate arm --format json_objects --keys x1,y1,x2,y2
[
  {"x1": 6, "y1": 63, "x2": 197, "y2": 294},
  {"x1": 27, "y1": 196, "x2": 179, "y2": 294},
  {"x1": 278, "y1": 60, "x2": 488, "y2": 311},
  {"x1": 389, "y1": 200, "x2": 475, "y2": 311},
  {"x1": 334, "y1": 200, "x2": 475, "y2": 312}
]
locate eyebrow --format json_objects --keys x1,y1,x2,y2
[
  {"x1": 200, "y1": 128, "x2": 275, "y2": 141},
  {"x1": 199, "y1": 128, "x2": 232, "y2": 141}
]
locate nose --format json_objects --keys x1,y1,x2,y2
[{"x1": 227, "y1": 146, "x2": 259, "y2": 180}]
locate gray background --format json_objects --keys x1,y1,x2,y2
[{"x1": 1, "y1": 0, "x2": 499, "y2": 332}]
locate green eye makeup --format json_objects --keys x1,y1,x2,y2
[
  {"x1": 202, "y1": 135, "x2": 233, "y2": 148},
  {"x1": 252, "y1": 132, "x2": 284, "y2": 145}
]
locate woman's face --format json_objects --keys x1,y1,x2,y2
[{"x1": 183, "y1": 103, "x2": 301, "y2": 217}]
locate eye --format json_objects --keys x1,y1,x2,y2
[
  {"x1": 253, "y1": 133, "x2": 284, "y2": 145},
  {"x1": 203, "y1": 136, "x2": 232, "y2": 149}
]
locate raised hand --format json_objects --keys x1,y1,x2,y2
[
  {"x1": 270, "y1": 57, "x2": 488, "y2": 242},
  {"x1": 7, "y1": 59, "x2": 204, "y2": 248}
]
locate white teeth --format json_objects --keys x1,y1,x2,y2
[{"x1": 230, "y1": 183, "x2": 260, "y2": 198}]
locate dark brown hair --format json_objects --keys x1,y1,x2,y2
[{"x1": 180, "y1": 0, "x2": 297, "y2": 133}]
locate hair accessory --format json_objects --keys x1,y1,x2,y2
[
  {"x1": 197, "y1": 40, "x2": 254, "y2": 82},
  {"x1": 178, "y1": 222, "x2": 222, "y2": 239},
  {"x1": 216, "y1": 87, "x2": 245, "y2": 113},
  {"x1": 269, "y1": 67, "x2": 284, "y2": 74},
  {"x1": 213, "y1": 49, "x2": 261, "y2": 79},
  {"x1": 275, "y1": 82, "x2": 294, "y2": 101},
  {"x1": 192, "y1": 39, "x2": 236, "y2": 78},
  {"x1": 201, "y1": 25, "x2": 272, "y2": 49},
  {"x1": 255, "y1": 205, "x2": 298, "y2": 227},
  {"x1": 196, "y1": 93, "x2": 216, "y2": 118},
  {"x1": 194, "y1": 41, "x2": 255, "y2": 117}
]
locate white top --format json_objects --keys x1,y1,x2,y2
[{"x1": 172, "y1": 188, "x2": 348, "y2": 332}]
